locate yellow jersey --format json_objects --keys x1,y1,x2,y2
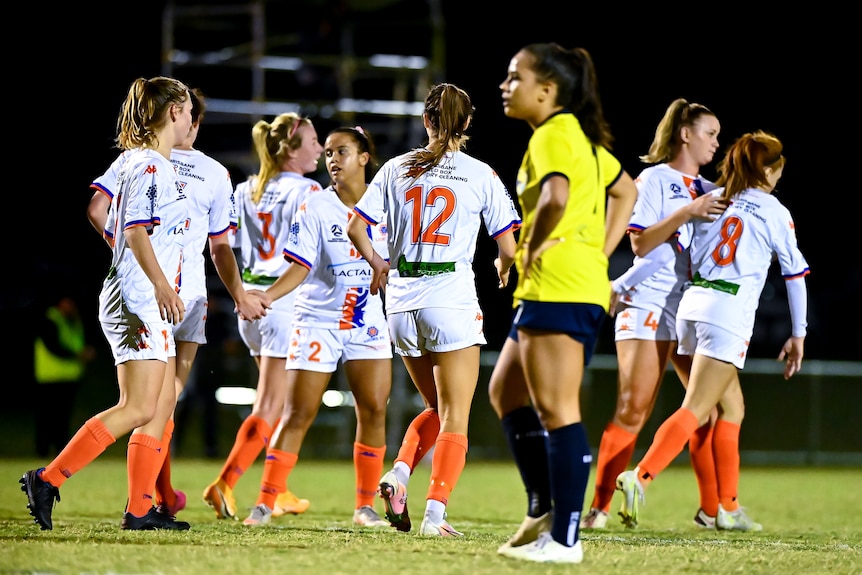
[{"x1": 513, "y1": 111, "x2": 621, "y2": 309}]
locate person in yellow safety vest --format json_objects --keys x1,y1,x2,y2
[{"x1": 33, "y1": 295, "x2": 95, "y2": 457}]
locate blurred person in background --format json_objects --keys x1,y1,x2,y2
[{"x1": 32, "y1": 290, "x2": 96, "y2": 458}]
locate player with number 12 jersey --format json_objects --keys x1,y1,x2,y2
[{"x1": 352, "y1": 151, "x2": 521, "y2": 314}]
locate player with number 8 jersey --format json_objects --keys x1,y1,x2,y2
[
  {"x1": 616, "y1": 130, "x2": 809, "y2": 532},
  {"x1": 678, "y1": 156, "x2": 808, "y2": 349}
]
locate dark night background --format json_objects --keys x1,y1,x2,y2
[{"x1": 8, "y1": 1, "x2": 858, "y2": 365}]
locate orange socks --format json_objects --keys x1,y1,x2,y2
[
  {"x1": 592, "y1": 422, "x2": 637, "y2": 512},
  {"x1": 219, "y1": 415, "x2": 273, "y2": 488},
  {"x1": 689, "y1": 422, "x2": 719, "y2": 516},
  {"x1": 41, "y1": 417, "x2": 116, "y2": 488},
  {"x1": 155, "y1": 419, "x2": 176, "y2": 509},
  {"x1": 637, "y1": 408, "x2": 699, "y2": 483},
  {"x1": 257, "y1": 448, "x2": 298, "y2": 509},
  {"x1": 126, "y1": 433, "x2": 162, "y2": 517},
  {"x1": 354, "y1": 442, "x2": 386, "y2": 508},
  {"x1": 427, "y1": 432, "x2": 468, "y2": 504},
  {"x1": 396, "y1": 408, "x2": 440, "y2": 470},
  {"x1": 713, "y1": 420, "x2": 741, "y2": 511}
]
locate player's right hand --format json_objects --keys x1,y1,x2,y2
[
  {"x1": 690, "y1": 192, "x2": 729, "y2": 221},
  {"x1": 236, "y1": 289, "x2": 271, "y2": 321},
  {"x1": 155, "y1": 284, "x2": 185, "y2": 325}
]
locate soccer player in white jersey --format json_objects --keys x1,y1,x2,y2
[
  {"x1": 202, "y1": 112, "x2": 321, "y2": 520},
  {"x1": 87, "y1": 88, "x2": 269, "y2": 518},
  {"x1": 582, "y1": 99, "x2": 734, "y2": 531},
  {"x1": 347, "y1": 83, "x2": 520, "y2": 537},
  {"x1": 617, "y1": 130, "x2": 809, "y2": 531},
  {"x1": 241, "y1": 126, "x2": 393, "y2": 528},
  {"x1": 21, "y1": 77, "x2": 193, "y2": 531}
]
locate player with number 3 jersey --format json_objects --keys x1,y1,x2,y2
[{"x1": 203, "y1": 112, "x2": 321, "y2": 520}]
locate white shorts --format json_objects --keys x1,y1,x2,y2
[
  {"x1": 388, "y1": 307, "x2": 486, "y2": 357},
  {"x1": 100, "y1": 317, "x2": 175, "y2": 365},
  {"x1": 287, "y1": 324, "x2": 392, "y2": 372},
  {"x1": 237, "y1": 286, "x2": 294, "y2": 358},
  {"x1": 614, "y1": 303, "x2": 678, "y2": 342},
  {"x1": 677, "y1": 319, "x2": 749, "y2": 369},
  {"x1": 173, "y1": 296, "x2": 208, "y2": 345}
]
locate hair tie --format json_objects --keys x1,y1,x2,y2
[
  {"x1": 289, "y1": 119, "x2": 301, "y2": 139},
  {"x1": 354, "y1": 125, "x2": 365, "y2": 135}
]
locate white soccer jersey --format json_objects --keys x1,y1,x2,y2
[
  {"x1": 99, "y1": 149, "x2": 189, "y2": 324},
  {"x1": 91, "y1": 150, "x2": 134, "y2": 201},
  {"x1": 91, "y1": 147, "x2": 235, "y2": 302},
  {"x1": 352, "y1": 150, "x2": 521, "y2": 313},
  {"x1": 620, "y1": 163, "x2": 717, "y2": 310},
  {"x1": 168, "y1": 148, "x2": 235, "y2": 300},
  {"x1": 235, "y1": 172, "x2": 323, "y2": 282},
  {"x1": 677, "y1": 187, "x2": 809, "y2": 340},
  {"x1": 283, "y1": 187, "x2": 388, "y2": 329}
]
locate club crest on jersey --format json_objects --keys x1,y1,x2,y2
[
  {"x1": 330, "y1": 224, "x2": 347, "y2": 242},
  {"x1": 668, "y1": 183, "x2": 687, "y2": 199}
]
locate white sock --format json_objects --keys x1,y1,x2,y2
[
  {"x1": 393, "y1": 461, "x2": 411, "y2": 486},
  {"x1": 424, "y1": 499, "x2": 445, "y2": 524}
]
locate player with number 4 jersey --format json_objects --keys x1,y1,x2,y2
[{"x1": 584, "y1": 100, "x2": 733, "y2": 532}]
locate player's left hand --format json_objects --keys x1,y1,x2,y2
[
  {"x1": 495, "y1": 257, "x2": 511, "y2": 288},
  {"x1": 369, "y1": 254, "x2": 390, "y2": 295},
  {"x1": 777, "y1": 335, "x2": 805, "y2": 380}
]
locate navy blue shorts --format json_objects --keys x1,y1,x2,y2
[{"x1": 508, "y1": 301, "x2": 605, "y2": 366}]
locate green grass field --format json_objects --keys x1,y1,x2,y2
[{"x1": 1, "y1": 458, "x2": 859, "y2": 574}]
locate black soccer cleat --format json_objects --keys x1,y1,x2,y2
[
  {"x1": 121, "y1": 506, "x2": 191, "y2": 530},
  {"x1": 20, "y1": 468, "x2": 61, "y2": 531}
]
